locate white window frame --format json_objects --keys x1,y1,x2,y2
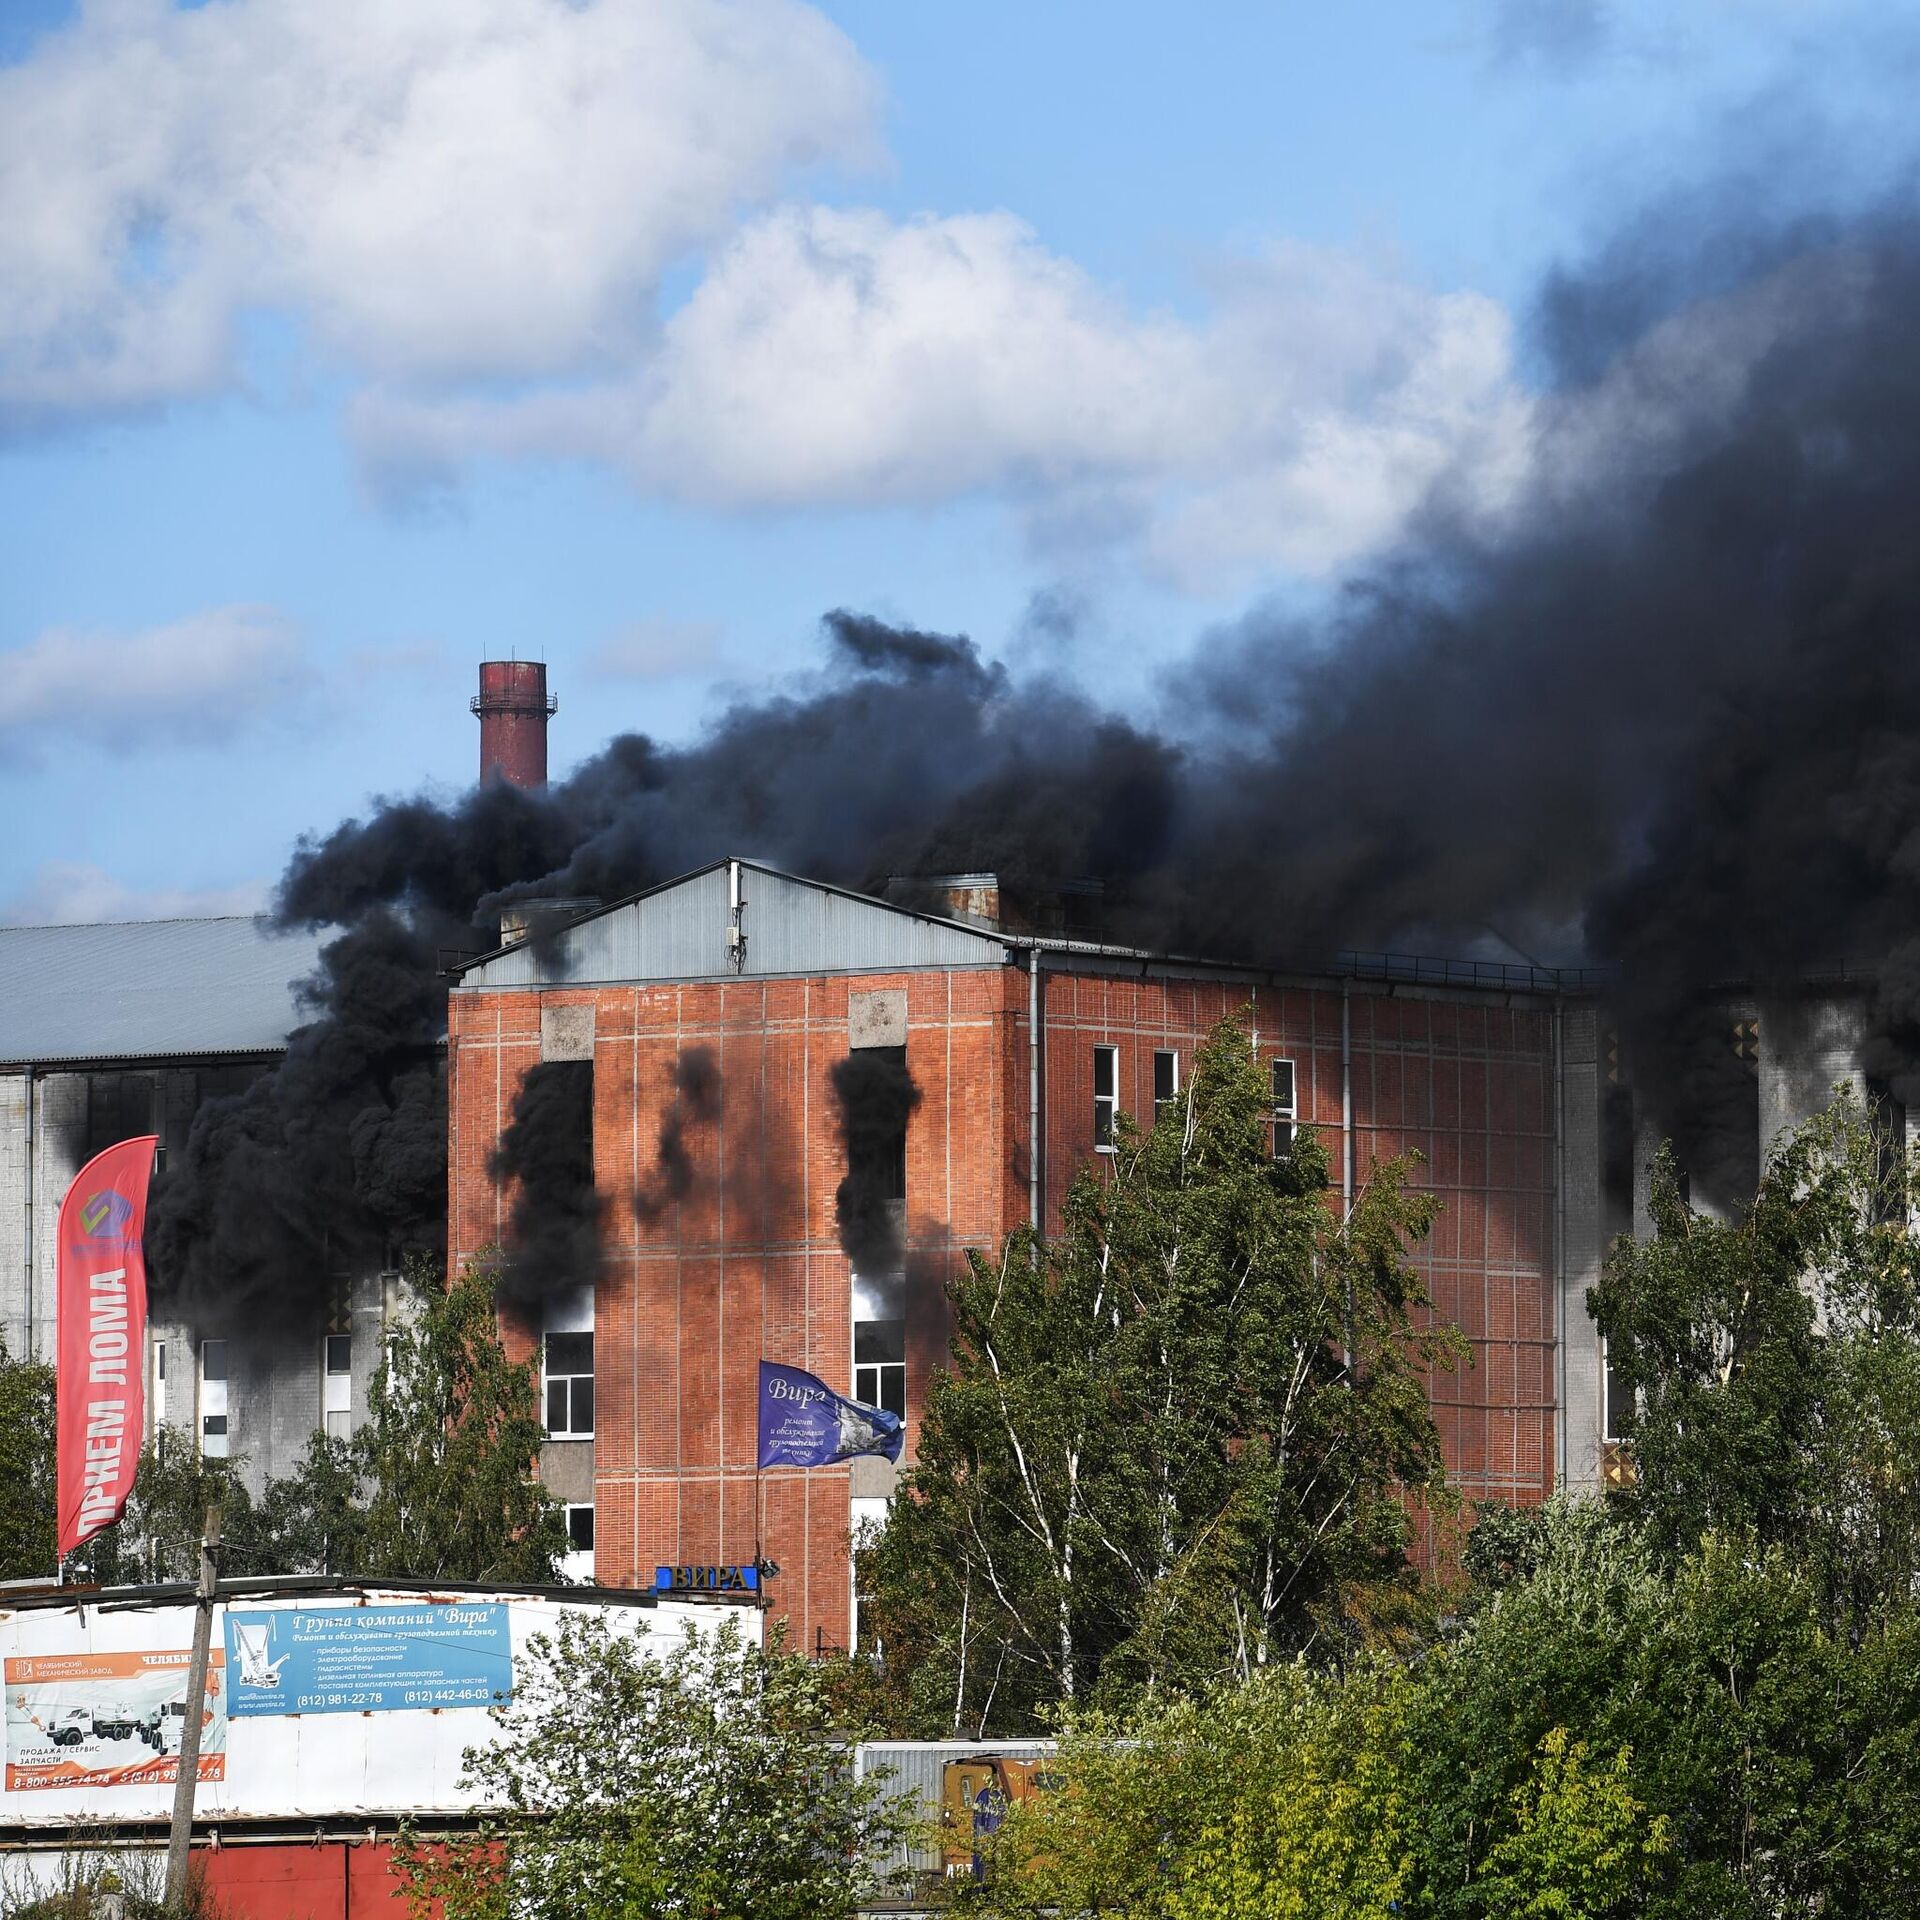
[
  {"x1": 852, "y1": 1272, "x2": 906, "y2": 1421},
  {"x1": 561, "y1": 1504, "x2": 595, "y2": 1583},
  {"x1": 199, "y1": 1340, "x2": 228, "y2": 1461},
  {"x1": 1271, "y1": 1058, "x2": 1297, "y2": 1159},
  {"x1": 1093, "y1": 1044, "x2": 1119, "y2": 1152},
  {"x1": 850, "y1": 1495, "x2": 891, "y2": 1653},
  {"x1": 544, "y1": 1332, "x2": 595, "y2": 1439},
  {"x1": 323, "y1": 1332, "x2": 352, "y2": 1440}
]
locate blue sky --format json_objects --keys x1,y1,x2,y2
[{"x1": 0, "y1": 0, "x2": 1899, "y2": 923}]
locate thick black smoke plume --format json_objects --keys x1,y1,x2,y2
[
  {"x1": 146, "y1": 185, "x2": 1920, "y2": 1298},
  {"x1": 633, "y1": 1047, "x2": 724, "y2": 1227},
  {"x1": 487, "y1": 1060, "x2": 603, "y2": 1308},
  {"x1": 829, "y1": 1051, "x2": 922, "y2": 1273}
]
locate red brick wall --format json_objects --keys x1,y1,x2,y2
[
  {"x1": 450, "y1": 960, "x2": 1559, "y2": 1649},
  {"x1": 449, "y1": 968, "x2": 1021, "y2": 1653},
  {"x1": 1035, "y1": 971, "x2": 1558, "y2": 1505}
]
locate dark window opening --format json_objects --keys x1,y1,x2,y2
[
  {"x1": 1153, "y1": 1050, "x2": 1179, "y2": 1118},
  {"x1": 1094, "y1": 1045, "x2": 1118, "y2": 1149},
  {"x1": 325, "y1": 1334, "x2": 351, "y2": 1375},
  {"x1": 566, "y1": 1505, "x2": 595, "y2": 1552}
]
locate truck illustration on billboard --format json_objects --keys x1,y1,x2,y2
[{"x1": 4, "y1": 1650, "x2": 224, "y2": 1791}]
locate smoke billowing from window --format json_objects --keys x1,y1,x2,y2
[
  {"x1": 143, "y1": 186, "x2": 1920, "y2": 1293},
  {"x1": 488, "y1": 1060, "x2": 603, "y2": 1307},
  {"x1": 829, "y1": 1049, "x2": 920, "y2": 1273},
  {"x1": 633, "y1": 1046, "x2": 724, "y2": 1227}
]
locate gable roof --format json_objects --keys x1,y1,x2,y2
[
  {"x1": 0, "y1": 916, "x2": 327, "y2": 1065},
  {"x1": 455, "y1": 858, "x2": 1013, "y2": 989}
]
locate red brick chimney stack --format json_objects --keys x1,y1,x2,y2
[{"x1": 472, "y1": 660, "x2": 557, "y2": 788}]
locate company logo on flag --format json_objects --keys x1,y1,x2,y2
[
  {"x1": 57, "y1": 1137, "x2": 157, "y2": 1560},
  {"x1": 757, "y1": 1360, "x2": 904, "y2": 1469},
  {"x1": 77, "y1": 1191, "x2": 134, "y2": 1241}
]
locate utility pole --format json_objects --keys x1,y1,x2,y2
[{"x1": 164, "y1": 1505, "x2": 222, "y2": 1911}]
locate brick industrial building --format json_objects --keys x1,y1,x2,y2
[
  {"x1": 0, "y1": 662, "x2": 1888, "y2": 1629},
  {"x1": 448, "y1": 859, "x2": 1626, "y2": 1651}
]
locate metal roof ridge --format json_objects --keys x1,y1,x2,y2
[
  {"x1": 0, "y1": 913, "x2": 275, "y2": 935},
  {"x1": 449, "y1": 855, "x2": 1013, "y2": 977}
]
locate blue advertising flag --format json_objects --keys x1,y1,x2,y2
[{"x1": 757, "y1": 1360, "x2": 903, "y2": 1468}]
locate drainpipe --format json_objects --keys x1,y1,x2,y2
[
  {"x1": 22, "y1": 1068, "x2": 33, "y2": 1364},
  {"x1": 1341, "y1": 984, "x2": 1353, "y2": 1219},
  {"x1": 1552, "y1": 999, "x2": 1568, "y2": 1493},
  {"x1": 1028, "y1": 953, "x2": 1044, "y2": 1236}
]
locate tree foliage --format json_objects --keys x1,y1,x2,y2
[
  {"x1": 393, "y1": 1611, "x2": 914, "y2": 1920},
  {"x1": 1590, "y1": 1092, "x2": 1920, "y2": 1631},
  {"x1": 862, "y1": 1016, "x2": 1459, "y2": 1733},
  {"x1": 350, "y1": 1254, "x2": 567, "y2": 1582},
  {"x1": 0, "y1": 1343, "x2": 56, "y2": 1579},
  {"x1": 64, "y1": 1256, "x2": 564, "y2": 1585}
]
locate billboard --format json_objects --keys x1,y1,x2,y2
[
  {"x1": 0, "y1": 1588, "x2": 756, "y2": 1828},
  {"x1": 225, "y1": 1604, "x2": 510, "y2": 1717},
  {"x1": 5, "y1": 1648, "x2": 224, "y2": 1793}
]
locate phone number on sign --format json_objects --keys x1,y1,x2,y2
[{"x1": 291, "y1": 1685, "x2": 498, "y2": 1710}]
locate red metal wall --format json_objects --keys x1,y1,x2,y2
[{"x1": 200, "y1": 1839, "x2": 413, "y2": 1920}]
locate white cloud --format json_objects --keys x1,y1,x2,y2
[
  {"x1": 357, "y1": 209, "x2": 1534, "y2": 584},
  {"x1": 0, "y1": 0, "x2": 878, "y2": 419},
  {"x1": 0, "y1": 605, "x2": 312, "y2": 757},
  {"x1": 0, "y1": 862, "x2": 269, "y2": 926},
  {"x1": 1, "y1": 1, "x2": 1533, "y2": 585}
]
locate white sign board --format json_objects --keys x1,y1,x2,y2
[{"x1": 0, "y1": 1589, "x2": 753, "y2": 1827}]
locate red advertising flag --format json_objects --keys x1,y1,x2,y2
[{"x1": 56, "y1": 1136, "x2": 157, "y2": 1560}]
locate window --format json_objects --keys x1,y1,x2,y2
[
  {"x1": 545, "y1": 1332, "x2": 595, "y2": 1437},
  {"x1": 200, "y1": 1340, "x2": 228, "y2": 1459},
  {"x1": 561, "y1": 1504, "x2": 595, "y2": 1583},
  {"x1": 324, "y1": 1334, "x2": 352, "y2": 1441},
  {"x1": 1603, "y1": 1342, "x2": 1636, "y2": 1443},
  {"x1": 855, "y1": 1319, "x2": 906, "y2": 1419},
  {"x1": 153, "y1": 1340, "x2": 167, "y2": 1425},
  {"x1": 1153, "y1": 1050, "x2": 1179, "y2": 1119},
  {"x1": 853, "y1": 1273, "x2": 906, "y2": 1421},
  {"x1": 1270, "y1": 1059, "x2": 1297, "y2": 1159},
  {"x1": 1093, "y1": 1045, "x2": 1118, "y2": 1150}
]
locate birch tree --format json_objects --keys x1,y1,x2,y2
[{"x1": 860, "y1": 1017, "x2": 1459, "y2": 1734}]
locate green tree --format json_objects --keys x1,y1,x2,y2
[
  {"x1": 393, "y1": 1610, "x2": 914, "y2": 1920},
  {"x1": 72, "y1": 1256, "x2": 560, "y2": 1585},
  {"x1": 862, "y1": 1016, "x2": 1459, "y2": 1734},
  {"x1": 351, "y1": 1254, "x2": 567, "y2": 1582},
  {"x1": 1408, "y1": 1499, "x2": 1920, "y2": 1918},
  {"x1": 0, "y1": 1342, "x2": 56, "y2": 1578},
  {"x1": 987, "y1": 1663, "x2": 1416, "y2": 1920},
  {"x1": 1591, "y1": 1093, "x2": 1920, "y2": 1630},
  {"x1": 1474, "y1": 1728, "x2": 1671, "y2": 1920}
]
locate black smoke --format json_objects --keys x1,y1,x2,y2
[
  {"x1": 829, "y1": 1051, "x2": 922, "y2": 1273},
  {"x1": 633, "y1": 1047, "x2": 724, "y2": 1227},
  {"x1": 488, "y1": 1060, "x2": 603, "y2": 1307},
  {"x1": 143, "y1": 185, "x2": 1920, "y2": 1289}
]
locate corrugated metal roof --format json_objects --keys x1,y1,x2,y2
[
  {"x1": 0, "y1": 916, "x2": 326, "y2": 1065},
  {"x1": 458, "y1": 858, "x2": 1011, "y2": 989}
]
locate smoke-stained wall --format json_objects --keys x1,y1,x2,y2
[{"x1": 449, "y1": 970, "x2": 1018, "y2": 1652}]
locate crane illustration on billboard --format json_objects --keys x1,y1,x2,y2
[{"x1": 232, "y1": 1622, "x2": 287, "y2": 1691}]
